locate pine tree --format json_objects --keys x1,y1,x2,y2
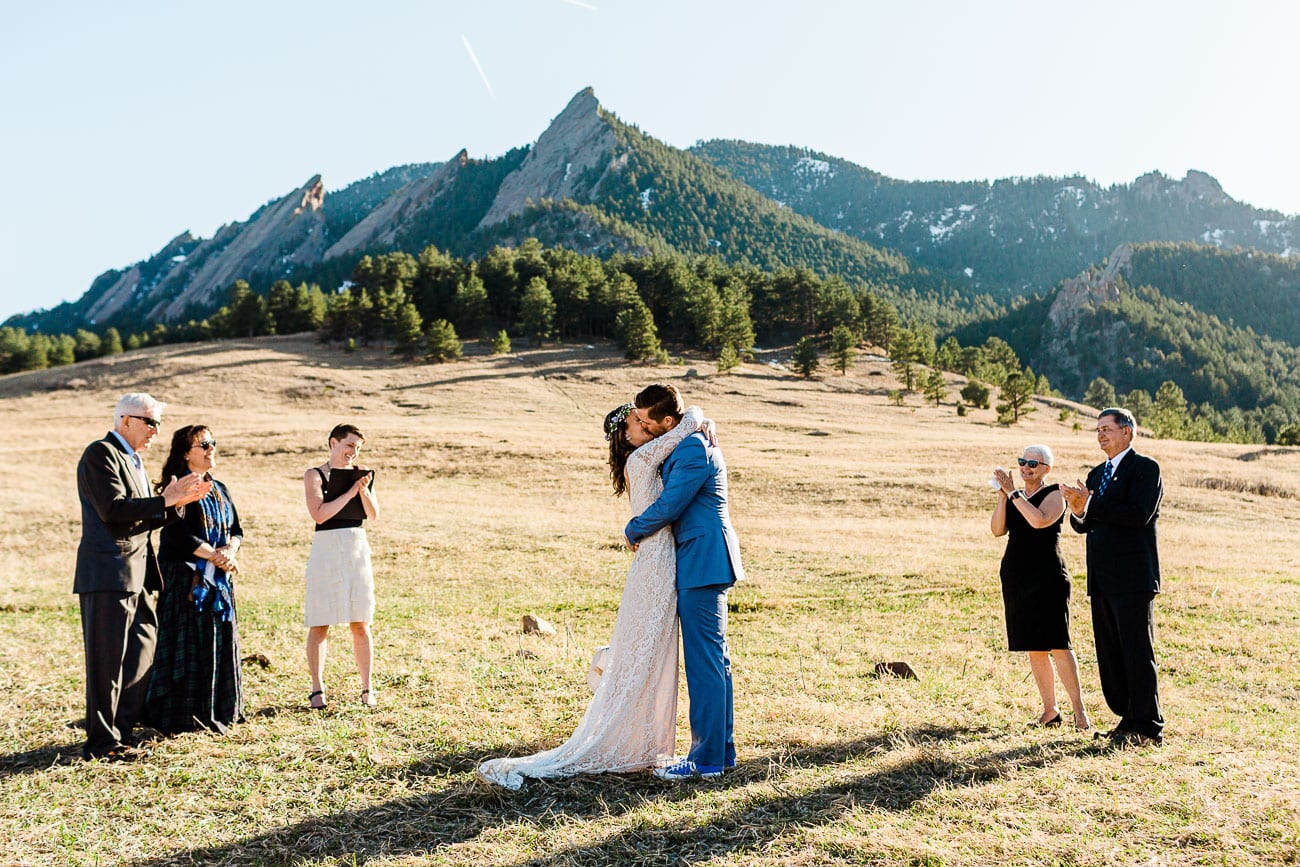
[
  {"x1": 102, "y1": 327, "x2": 123, "y2": 357},
  {"x1": 890, "y1": 328, "x2": 926, "y2": 391},
  {"x1": 716, "y1": 342, "x2": 739, "y2": 374},
  {"x1": 491, "y1": 330, "x2": 511, "y2": 354},
  {"x1": 392, "y1": 301, "x2": 424, "y2": 360},
  {"x1": 1084, "y1": 376, "x2": 1118, "y2": 409},
  {"x1": 518, "y1": 276, "x2": 556, "y2": 345},
  {"x1": 996, "y1": 370, "x2": 1036, "y2": 424},
  {"x1": 73, "y1": 329, "x2": 102, "y2": 360},
  {"x1": 1150, "y1": 380, "x2": 1188, "y2": 438},
  {"x1": 226, "y1": 280, "x2": 274, "y2": 338},
  {"x1": 829, "y1": 325, "x2": 856, "y2": 375},
  {"x1": 717, "y1": 278, "x2": 756, "y2": 359},
  {"x1": 616, "y1": 295, "x2": 665, "y2": 362},
  {"x1": 923, "y1": 368, "x2": 948, "y2": 406},
  {"x1": 792, "y1": 336, "x2": 819, "y2": 378},
  {"x1": 425, "y1": 319, "x2": 462, "y2": 362},
  {"x1": 934, "y1": 336, "x2": 961, "y2": 372},
  {"x1": 454, "y1": 274, "x2": 492, "y2": 338},
  {"x1": 1122, "y1": 389, "x2": 1154, "y2": 425}
]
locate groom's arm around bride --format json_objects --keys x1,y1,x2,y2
[{"x1": 624, "y1": 383, "x2": 743, "y2": 780}]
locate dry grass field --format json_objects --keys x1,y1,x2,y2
[{"x1": 1, "y1": 334, "x2": 1298, "y2": 866}]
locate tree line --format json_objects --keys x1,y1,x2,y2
[{"x1": 5, "y1": 238, "x2": 1297, "y2": 446}]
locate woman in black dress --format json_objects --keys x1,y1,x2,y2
[
  {"x1": 991, "y1": 444, "x2": 1090, "y2": 731},
  {"x1": 143, "y1": 424, "x2": 244, "y2": 734}
]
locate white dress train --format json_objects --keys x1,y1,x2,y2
[{"x1": 476, "y1": 407, "x2": 703, "y2": 789}]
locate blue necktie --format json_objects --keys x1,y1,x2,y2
[
  {"x1": 131, "y1": 453, "x2": 149, "y2": 494},
  {"x1": 1097, "y1": 460, "x2": 1113, "y2": 497}
]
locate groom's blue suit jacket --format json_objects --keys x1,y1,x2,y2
[{"x1": 625, "y1": 432, "x2": 745, "y2": 589}]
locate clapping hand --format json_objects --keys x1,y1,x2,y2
[
  {"x1": 164, "y1": 472, "x2": 213, "y2": 507},
  {"x1": 992, "y1": 467, "x2": 1016, "y2": 495},
  {"x1": 1059, "y1": 480, "x2": 1090, "y2": 515},
  {"x1": 351, "y1": 467, "x2": 375, "y2": 495}
]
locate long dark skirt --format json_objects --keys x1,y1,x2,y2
[{"x1": 143, "y1": 561, "x2": 243, "y2": 734}]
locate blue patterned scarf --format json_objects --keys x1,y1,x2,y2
[{"x1": 190, "y1": 482, "x2": 236, "y2": 622}]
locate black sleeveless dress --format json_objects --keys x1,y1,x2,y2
[{"x1": 999, "y1": 483, "x2": 1072, "y2": 651}]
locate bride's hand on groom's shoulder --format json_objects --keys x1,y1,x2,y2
[{"x1": 701, "y1": 418, "x2": 718, "y2": 446}]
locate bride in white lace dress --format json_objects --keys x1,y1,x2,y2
[{"x1": 476, "y1": 404, "x2": 705, "y2": 790}]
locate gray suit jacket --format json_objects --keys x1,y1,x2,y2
[{"x1": 74, "y1": 434, "x2": 179, "y2": 594}]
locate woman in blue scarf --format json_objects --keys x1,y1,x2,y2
[{"x1": 143, "y1": 424, "x2": 244, "y2": 734}]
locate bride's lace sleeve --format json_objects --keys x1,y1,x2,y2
[{"x1": 629, "y1": 406, "x2": 703, "y2": 470}]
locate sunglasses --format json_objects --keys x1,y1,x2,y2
[
  {"x1": 195, "y1": 439, "x2": 217, "y2": 450},
  {"x1": 127, "y1": 415, "x2": 161, "y2": 429},
  {"x1": 1017, "y1": 458, "x2": 1044, "y2": 468}
]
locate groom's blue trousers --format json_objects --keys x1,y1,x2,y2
[{"x1": 679, "y1": 583, "x2": 735, "y2": 768}]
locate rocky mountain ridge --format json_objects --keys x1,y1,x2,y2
[
  {"x1": 690, "y1": 141, "x2": 1298, "y2": 295},
  {"x1": 10, "y1": 89, "x2": 1297, "y2": 339}
]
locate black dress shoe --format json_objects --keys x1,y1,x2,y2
[
  {"x1": 1111, "y1": 730, "x2": 1163, "y2": 747},
  {"x1": 84, "y1": 744, "x2": 142, "y2": 762}
]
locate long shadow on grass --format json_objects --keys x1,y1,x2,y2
[
  {"x1": 0, "y1": 742, "x2": 84, "y2": 776},
  {"x1": 128, "y1": 724, "x2": 1101, "y2": 866}
]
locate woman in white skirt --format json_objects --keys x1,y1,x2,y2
[{"x1": 303, "y1": 423, "x2": 379, "y2": 709}]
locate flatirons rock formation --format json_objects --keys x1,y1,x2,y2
[
  {"x1": 84, "y1": 176, "x2": 326, "y2": 324},
  {"x1": 478, "y1": 87, "x2": 617, "y2": 228},
  {"x1": 324, "y1": 154, "x2": 461, "y2": 260}
]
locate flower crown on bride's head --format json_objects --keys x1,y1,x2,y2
[{"x1": 604, "y1": 403, "x2": 635, "y2": 441}]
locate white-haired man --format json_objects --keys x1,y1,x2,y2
[{"x1": 75, "y1": 393, "x2": 211, "y2": 760}]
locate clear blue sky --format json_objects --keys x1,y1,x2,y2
[{"x1": 3, "y1": 0, "x2": 1297, "y2": 322}]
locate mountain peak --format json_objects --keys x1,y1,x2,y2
[{"x1": 478, "y1": 87, "x2": 615, "y2": 227}]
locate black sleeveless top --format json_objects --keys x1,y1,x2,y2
[{"x1": 313, "y1": 467, "x2": 365, "y2": 532}]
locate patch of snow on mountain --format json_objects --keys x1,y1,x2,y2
[
  {"x1": 963, "y1": 267, "x2": 974, "y2": 277},
  {"x1": 639, "y1": 188, "x2": 654, "y2": 211},
  {"x1": 793, "y1": 156, "x2": 834, "y2": 190},
  {"x1": 1202, "y1": 228, "x2": 1225, "y2": 244},
  {"x1": 1256, "y1": 219, "x2": 1276, "y2": 234},
  {"x1": 1056, "y1": 186, "x2": 1087, "y2": 208},
  {"x1": 795, "y1": 156, "x2": 832, "y2": 176}
]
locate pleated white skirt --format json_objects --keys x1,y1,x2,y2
[{"x1": 304, "y1": 527, "x2": 375, "y2": 627}]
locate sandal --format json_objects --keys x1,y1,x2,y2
[
  {"x1": 361, "y1": 689, "x2": 377, "y2": 708},
  {"x1": 308, "y1": 690, "x2": 327, "y2": 710}
]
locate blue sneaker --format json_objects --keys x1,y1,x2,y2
[{"x1": 653, "y1": 758, "x2": 724, "y2": 781}]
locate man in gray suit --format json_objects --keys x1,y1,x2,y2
[{"x1": 76, "y1": 393, "x2": 210, "y2": 760}]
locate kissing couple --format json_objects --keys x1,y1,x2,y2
[{"x1": 478, "y1": 383, "x2": 745, "y2": 789}]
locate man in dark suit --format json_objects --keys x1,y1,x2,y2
[
  {"x1": 624, "y1": 383, "x2": 745, "y2": 781},
  {"x1": 76, "y1": 393, "x2": 210, "y2": 760},
  {"x1": 1060, "y1": 407, "x2": 1165, "y2": 747}
]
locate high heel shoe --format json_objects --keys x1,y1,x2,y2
[
  {"x1": 308, "y1": 690, "x2": 327, "y2": 710},
  {"x1": 1034, "y1": 712, "x2": 1062, "y2": 727},
  {"x1": 361, "y1": 689, "x2": 377, "y2": 708}
]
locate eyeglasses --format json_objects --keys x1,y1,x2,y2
[
  {"x1": 127, "y1": 415, "x2": 161, "y2": 429},
  {"x1": 1017, "y1": 458, "x2": 1044, "y2": 468},
  {"x1": 194, "y1": 439, "x2": 217, "y2": 451}
]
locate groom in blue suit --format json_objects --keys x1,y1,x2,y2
[{"x1": 624, "y1": 383, "x2": 745, "y2": 781}]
